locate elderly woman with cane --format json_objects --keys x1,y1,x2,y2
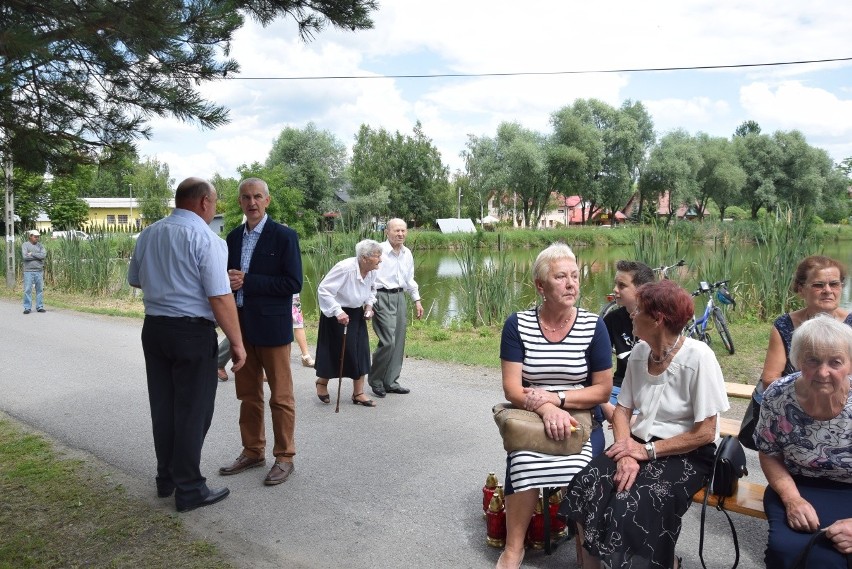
[
  {"x1": 755, "y1": 314, "x2": 852, "y2": 568},
  {"x1": 314, "y1": 239, "x2": 382, "y2": 408}
]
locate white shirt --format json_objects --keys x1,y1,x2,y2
[
  {"x1": 375, "y1": 241, "x2": 420, "y2": 302},
  {"x1": 618, "y1": 338, "x2": 730, "y2": 441},
  {"x1": 318, "y1": 257, "x2": 378, "y2": 317}
]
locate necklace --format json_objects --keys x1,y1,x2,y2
[
  {"x1": 650, "y1": 336, "x2": 682, "y2": 364},
  {"x1": 539, "y1": 307, "x2": 575, "y2": 332}
]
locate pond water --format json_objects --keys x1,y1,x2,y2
[{"x1": 298, "y1": 242, "x2": 852, "y2": 323}]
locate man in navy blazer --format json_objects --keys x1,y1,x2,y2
[{"x1": 219, "y1": 178, "x2": 303, "y2": 486}]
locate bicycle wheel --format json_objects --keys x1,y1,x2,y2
[
  {"x1": 712, "y1": 307, "x2": 735, "y2": 354},
  {"x1": 684, "y1": 320, "x2": 700, "y2": 341},
  {"x1": 599, "y1": 300, "x2": 618, "y2": 318}
]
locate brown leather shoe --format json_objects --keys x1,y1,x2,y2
[
  {"x1": 264, "y1": 461, "x2": 294, "y2": 486},
  {"x1": 219, "y1": 454, "x2": 265, "y2": 476}
]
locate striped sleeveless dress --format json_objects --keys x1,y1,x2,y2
[{"x1": 500, "y1": 307, "x2": 611, "y2": 493}]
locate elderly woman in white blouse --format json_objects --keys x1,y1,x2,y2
[{"x1": 314, "y1": 239, "x2": 382, "y2": 407}]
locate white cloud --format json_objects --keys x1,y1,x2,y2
[
  {"x1": 135, "y1": 0, "x2": 852, "y2": 184},
  {"x1": 740, "y1": 81, "x2": 852, "y2": 137}
]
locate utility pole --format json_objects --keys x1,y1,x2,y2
[
  {"x1": 4, "y1": 156, "x2": 15, "y2": 288},
  {"x1": 129, "y1": 183, "x2": 133, "y2": 229}
]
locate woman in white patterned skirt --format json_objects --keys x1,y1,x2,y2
[
  {"x1": 561, "y1": 280, "x2": 729, "y2": 569},
  {"x1": 496, "y1": 243, "x2": 613, "y2": 569}
]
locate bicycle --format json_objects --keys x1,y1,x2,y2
[
  {"x1": 598, "y1": 259, "x2": 687, "y2": 317},
  {"x1": 683, "y1": 280, "x2": 735, "y2": 354}
]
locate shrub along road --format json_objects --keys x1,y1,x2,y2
[{"x1": 0, "y1": 299, "x2": 767, "y2": 568}]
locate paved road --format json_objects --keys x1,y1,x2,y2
[{"x1": 0, "y1": 299, "x2": 768, "y2": 568}]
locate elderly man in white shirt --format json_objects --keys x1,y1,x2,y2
[
  {"x1": 314, "y1": 239, "x2": 382, "y2": 407},
  {"x1": 369, "y1": 218, "x2": 423, "y2": 398}
]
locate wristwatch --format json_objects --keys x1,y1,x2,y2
[
  {"x1": 557, "y1": 391, "x2": 566, "y2": 409},
  {"x1": 645, "y1": 441, "x2": 655, "y2": 460}
]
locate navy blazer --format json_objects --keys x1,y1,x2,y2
[{"x1": 226, "y1": 219, "x2": 303, "y2": 347}]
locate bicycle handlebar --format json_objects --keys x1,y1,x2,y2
[{"x1": 691, "y1": 279, "x2": 730, "y2": 296}]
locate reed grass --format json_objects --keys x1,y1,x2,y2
[{"x1": 454, "y1": 237, "x2": 527, "y2": 327}]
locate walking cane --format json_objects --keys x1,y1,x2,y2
[{"x1": 334, "y1": 324, "x2": 348, "y2": 413}]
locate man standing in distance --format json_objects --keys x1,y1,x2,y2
[
  {"x1": 21, "y1": 230, "x2": 47, "y2": 314},
  {"x1": 219, "y1": 178, "x2": 303, "y2": 486},
  {"x1": 128, "y1": 177, "x2": 245, "y2": 513},
  {"x1": 369, "y1": 218, "x2": 423, "y2": 397}
]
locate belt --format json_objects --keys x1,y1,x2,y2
[
  {"x1": 377, "y1": 287, "x2": 403, "y2": 293},
  {"x1": 146, "y1": 315, "x2": 215, "y2": 326}
]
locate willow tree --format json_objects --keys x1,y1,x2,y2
[{"x1": 0, "y1": 0, "x2": 377, "y2": 285}]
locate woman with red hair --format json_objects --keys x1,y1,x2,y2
[{"x1": 562, "y1": 280, "x2": 730, "y2": 569}]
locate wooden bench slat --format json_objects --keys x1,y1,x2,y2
[
  {"x1": 725, "y1": 382, "x2": 755, "y2": 400},
  {"x1": 692, "y1": 480, "x2": 767, "y2": 519},
  {"x1": 719, "y1": 416, "x2": 742, "y2": 438}
]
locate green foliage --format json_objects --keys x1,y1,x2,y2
[
  {"x1": 10, "y1": 168, "x2": 47, "y2": 229},
  {"x1": 349, "y1": 122, "x2": 451, "y2": 227},
  {"x1": 639, "y1": 129, "x2": 702, "y2": 226},
  {"x1": 46, "y1": 178, "x2": 89, "y2": 230},
  {"x1": 0, "y1": 0, "x2": 377, "y2": 173},
  {"x1": 265, "y1": 122, "x2": 347, "y2": 234},
  {"x1": 724, "y1": 205, "x2": 749, "y2": 220},
  {"x1": 454, "y1": 239, "x2": 527, "y2": 327},
  {"x1": 747, "y1": 209, "x2": 817, "y2": 320},
  {"x1": 132, "y1": 158, "x2": 173, "y2": 226}
]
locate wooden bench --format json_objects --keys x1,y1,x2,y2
[
  {"x1": 719, "y1": 416, "x2": 743, "y2": 438},
  {"x1": 692, "y1": 480, "x2": 767, "y2": 519},
  {"x1": 725, "y1": 382, "x2": 755, "y2": 400}
]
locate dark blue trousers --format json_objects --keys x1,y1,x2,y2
[{"x1": 142, "y1": 316, "x2": 218, "y2": 510}]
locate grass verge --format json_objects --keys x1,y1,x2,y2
[{"x1": 0, "y1": 415, "x2": 233, "y2": 569}]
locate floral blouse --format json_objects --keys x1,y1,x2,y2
[{"x1": 755, "y1": 373, "x2": 852, "y2": 483}]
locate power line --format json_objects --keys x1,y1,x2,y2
[{"x1": 227, "y1": 56, "x2": 852, "y2": 81}]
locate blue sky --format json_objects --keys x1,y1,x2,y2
[{"x1": 137, "y1": 0, "x2": 852, "y2": 186}]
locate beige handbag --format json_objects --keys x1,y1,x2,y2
[{"x1": 492, "y1": 403, "x2": 592, "y2": 455}]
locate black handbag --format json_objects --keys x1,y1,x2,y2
[
  {"x1": 737, "y1": 392, "x2": 760, "y2": 451},
  {"x1": 699, "y1": 435, "x2": 749, "y2": 569},
  {"x1": 790, "y1": 529, "x2": 852, "y2": 569}
]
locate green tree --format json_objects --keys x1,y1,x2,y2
[
  {"x1": 461, "y1": 134, "x2": 504, "y2": 222},
  {"x1": 46, "y1": 178, "x2": 89, "y2": 230},
  {"x1": 265, "y1": 122, "x2": 347, "y2": 233},
  {"x1": 1, "y1": 0, "x2": 377, "y2": 173},
  {"x1": 733, "y1": 128, "x2": 782, "y2": 219},
  {"x1": 85, "y1": 149, "x2": 140, "y2": 197},
  {"x1": 773, "y1": 130, "x2": 832, "y2": 213},
  {"x1": 131, "y1": 158, "x2": 173, "y2": 227},
  {"x1": 549, "y1": 99, "x2": 652, "y2": 224},
  {"x1": 496, "y1": 122, "x2": 548, "y2": 227},
  {"x1": 11, "y1": 168, "x2": 47, "y2": 230},
  {"x1": 817, "y1": 168, "x2": 851, "y2": 223},
  {"x1": 695, "y1": 135, "x2": 746, "y2": 220},
  {"x1": 350, "y1": 122, "x2": 450, "y2": 227},
  {"x1": 639, "y1": 130, "x2": 702, "y2": 226}
]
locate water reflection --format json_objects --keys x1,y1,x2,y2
[{"x1": 299, "y1": 242, "x2": 852, "y2": 322}]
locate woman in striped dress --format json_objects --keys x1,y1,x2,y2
[{"x1": 496, "y1": 243, "x2": 613, "y2": 569}]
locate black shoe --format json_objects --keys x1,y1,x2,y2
[
  {"x1": 176, "y1": 487, "x2": 230, "y2": 512},
  {"x1": 157, "y1": 486, "x2": 175, "y2": 498},
  {"x1": 387, "y1": 386, "x2": 410, "y2": 394},
  {"x1": 36, "y1": 308, "x2": 46, "y2": 313},
  {"x1": 371, "y1": 386, "x2": 386, "y2": 398},
  {"x1": 23, "y1": 309, "x2": 30, "y2": 314}
]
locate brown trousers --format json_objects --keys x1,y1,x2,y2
[{"x1": 234, "y1": 342, "x2": 295, "y2": 462}]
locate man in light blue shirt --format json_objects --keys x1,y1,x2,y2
[{"x1": 129, "y1": 177, "x2": 245, "y2": 513}]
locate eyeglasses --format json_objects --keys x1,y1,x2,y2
[{"x1": 807, "y1": 280, "x2": 843, "y2": 291}]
